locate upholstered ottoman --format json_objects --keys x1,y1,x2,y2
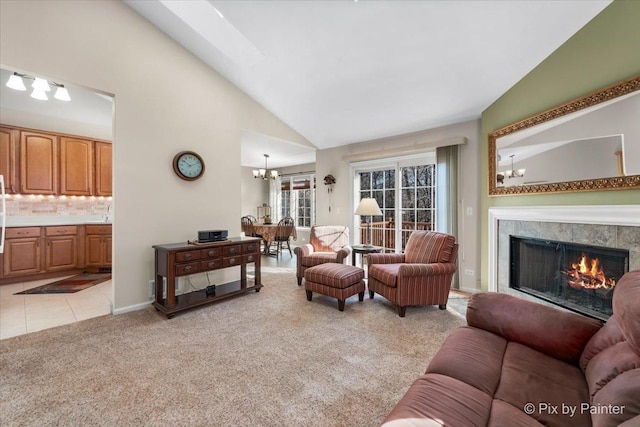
[{"x1": 304, "y1": 264, "x2": 365, "y2": 311}]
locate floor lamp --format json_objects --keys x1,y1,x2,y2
[{"x1": 355, "y1": 198, "x2": 382, "y2": 247}]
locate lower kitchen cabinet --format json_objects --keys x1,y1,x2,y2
[
  {"x1": 86, "y1": 224, "x2": 112, "y2": 271},
  {"x1": 2, "y1": 227, "x2": 42, "y2": 277},
  {"x1": 45, "y1": 226, "x2": 78, "y2": 272}
]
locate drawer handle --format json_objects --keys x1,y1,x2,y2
[
  {"x1": 17, "y1": 232, "x2": 27, "y2": 235},
  {"x1": 185, "y1": 266, "x2": 193, "y2": 272},
  {"x1": 229, "y1": 258, "x2": 237, "y2": 264},
  {"x1": 208, "y1": 262, "x2": 216, "y2": 268},
  {"x1": 229, "y1": 247, "x2": 237, "y2": 254},
  {"x1": 208, "y1": 250, "x2": 215, "y2": 257},
  {"x1": 246, "y1": 255, "x2": 254, "y2": 262},
  {"x1": 185, "y1": 253, "x2": 192, "y2": 259},
  {"x1": 57, "y1": 230, "x2": 66, "y2": 233}
]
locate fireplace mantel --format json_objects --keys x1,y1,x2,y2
[{"x1": 488, "y1": 205, "x2": 640, "y2": 292}]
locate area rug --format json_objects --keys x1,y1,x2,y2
[{"x1": 14, "y1": 273, "x2": 111, "y2": 295}]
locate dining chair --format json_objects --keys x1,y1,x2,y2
[{"x1": 269, "y1": 217, "x2": 295, "y2": 257}]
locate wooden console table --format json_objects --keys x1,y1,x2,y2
[{"x1": 152, "y1": 237, "x2": 262, "y2": 318}]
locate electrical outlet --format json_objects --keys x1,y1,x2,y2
[
  {"x1": 466, "y1": 207, "x2": 473, "y2": 216},
  {"x1": 464, "y1": 269, "x2": 475, "y2": 276},
  {"x1": 149, "y1": 280, "x2": 155, "y2": 298}
]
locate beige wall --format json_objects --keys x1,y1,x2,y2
[
  {"x1": 480, "y1": 0, "x2": 640, "y2": 291},
  {"x1": 240, "y1": 167, "x2": 270, "y2": 219},
  {"x1": 315, "y1": 120, "x2": 481, "y2": 292},
  {"x1": 0, "y1": 0, "x2": 310, "y2": 312}
]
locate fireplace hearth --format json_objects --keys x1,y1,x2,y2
[{"x1": 510, "y1": 236, "x2": 629, "y2": 320}]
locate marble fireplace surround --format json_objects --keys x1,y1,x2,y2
[{"x1": 488, "y1": 205, "x2": 640, "y2": 295}]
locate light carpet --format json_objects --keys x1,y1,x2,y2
[{"x1": 0, "y1": 272, "x2": 468, "y2": 427}]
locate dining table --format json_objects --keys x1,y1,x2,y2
[{"x1": 253, "y1": 223, "x2": 297, "y2": 254}]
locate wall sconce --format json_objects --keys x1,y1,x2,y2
[
  {"x1": 5, "y1": 72, "x2": 71, "y2": 102},
  {"x1": 253, "y1": 154, "x2": 278, "y2": 180},
  {"x1": 323, "y1": 174, "x2": 336, "y2": 193}
]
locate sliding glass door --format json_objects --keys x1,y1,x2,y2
[{"x1": 353, "y1": 153, "x2": 438, "y2": 252}]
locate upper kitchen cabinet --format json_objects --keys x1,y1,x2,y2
[
  {"x1": 20, "y1": 131, "x2": 58, "y2": 195},
  {"x1": 94, "y1": 141, "x2": 112, "y2": 196},
  {"x1": 60, "y1": 136, "x2": 94, "y2": 196},
  {"x1": 0, "y1": 126, "x2": 18, "y2": 193}
]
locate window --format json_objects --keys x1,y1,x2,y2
[
  {"x1": 280, "y1": 174, "x2": 316, "y2": 228},
  {"x1": 354, "y1": 154, "x2": 437, "y2": 252}
]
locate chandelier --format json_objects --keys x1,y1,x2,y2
[
  {"x1": 503, "y1": 154, "x2": 525, "y2": 179},
  {"x1": 253, "y1": 154, "x2": 279, "y2": 180},
  {"x1": 5, "y1": 72, "x2": 71, "y2": 102}
]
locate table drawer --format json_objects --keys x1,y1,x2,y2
[
  {"x1": 200, "y1": 259, "x2": 222, "y2": 271},
  {"x1": 46, "y1": 225, "x2": 77, "y2": 236},
  {"x1": 176, "y1": 250, "x2": 203, "y2": 262},
  {"x1": 223, "y1": 245, "x2": 242, "y2": 256},
  {"x1": 242, "y1": 242, "x2": 259, "y2": 253},
  {"x1": 202, "y1": 248, "x2": 221, "y2": 259},
  {"x1": 175, "y1": 262, "x2": 200, "y2": 276},
  {"x1": 223, "y1": 255, "x2": 243, "y2": 267},
  {"x1": 6, "y1": 227, "x2": 41, "y2": 238},
  {"x1": 243, "y1": 253, "x2": 258, "y2": 263}
]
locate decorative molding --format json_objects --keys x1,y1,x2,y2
[
  {"x1": 487, "y1": 205, "x2": 640, "y2": 291},
  {"x1": 489, "y1": 75, "x2": 640, "y2": 196}
]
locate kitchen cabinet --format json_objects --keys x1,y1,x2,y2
[
  {"x1": 60, "y1": 137, "x2": 93, "y2": 196},
  {"x1": 86, "y1": 224, "x2": 112, "y2": 270},
  {"x1": 20, "y1": 130, "x2": 58, "y2": 195},
  {"x1": 0, "y1": 126, "x2": 18, "y2": 194},
  {"x1": 2, "y1": 227, "x2": 43, "y2": 277},
  {"x1": 45, "y1": 226, "x2": 78, "y2": 272},
  {"x1": 94, "y1": 141, "x2": 112, "y2": 196}
]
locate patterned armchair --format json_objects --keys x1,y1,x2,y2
[
  {"x1": 294, "y1": 225, "x2": 351, "y2": 286},
  {"x1": 368, "y1": 231, "x2": 458, "y2": 317}
]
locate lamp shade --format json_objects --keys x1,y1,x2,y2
[
  {"x1": 54, "y1": 86, "x2": 71, "y2": 101},
  {"x1": 6, "y1": 73, "x2": 26, "y2": 91},
  {"x1": 355, "y1": 198, "x2": 382, "y2": 216}
]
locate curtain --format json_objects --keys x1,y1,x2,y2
[
  {"x1": 269, "y1": 176, "x2": 282, "y2": 222},
  {"x1": 436, "y1": 145, "x2": 458, "y2": 238}
]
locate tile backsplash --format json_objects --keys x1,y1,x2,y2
[{"x1": 5, "y1": 195, "x2": 112, "y2": 217}]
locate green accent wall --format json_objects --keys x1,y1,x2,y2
[{"x1": 480, "y1": 0, "x2": 640, "y2": 290}]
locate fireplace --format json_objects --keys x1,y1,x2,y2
[{"x1": 510, "y1": 236, "x2": 629, "y2": 320}]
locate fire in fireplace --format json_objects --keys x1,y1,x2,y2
[{"x1": 510, "y1": 236, "x2": 629, "y2": 320}]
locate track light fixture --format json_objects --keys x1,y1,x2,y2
[{"x1": 5, "y1": 72, "x2": 71, "y2": 102}]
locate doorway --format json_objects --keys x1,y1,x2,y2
[{"x1": 0, "y1": 67, "x2": 115, "y2": 339}]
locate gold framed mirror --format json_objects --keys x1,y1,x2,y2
[{"x1": 489, "y1": 75, "x2": 640, "y2": 196}]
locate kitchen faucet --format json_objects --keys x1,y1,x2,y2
[{"x1": 104, "y1": 203, "x2": 112, "y2": 222}]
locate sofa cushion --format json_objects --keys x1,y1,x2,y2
[
  {"x1": 612, "y1": 269, "x2": 640, "y2": 354},
  {"x1": 426, "y1": 326, "x2": 507, "y2": 396},
  {"x1": 590, "y1": 368, "x2": 640, "y2": 427},
  {"x1": 467, "y1": 292, "x2": 602, "y2": 365},
  {"x1": 580, "y1": 315, "x2": 626, "y2": 371},
  {"x1": 494, "y1": 342, "x2": 591, "y2": 427},
  {"x1": 382, "y1": 373, "x2": 492, "y2": 427},
  {"x1": 404, "y1": 231, "x2": 455, "y2": 264}
]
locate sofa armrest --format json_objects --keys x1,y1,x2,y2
[
  {"x1": 398, "y1": 263, "x2": 457, "y2": 277},
  {"x1": 335, "y1": 247, "x2": 351, "y2": 263},
  {"x1": 466, "y1": 292, "x2": 603, "y2": 365},
  {"x1": 369, "y1": 253, "x2": 405, "y2": 264},
  {"x1": 293, "y1": 244, "x2": 314, "y2": 257}
]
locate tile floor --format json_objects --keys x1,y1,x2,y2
[{"x1": 0, "y1": 276, "x2": 113, "y2": 340}]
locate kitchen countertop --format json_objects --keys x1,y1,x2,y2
[{"x1": 5, "y1": 215, "x2": 113, "y2": 227}]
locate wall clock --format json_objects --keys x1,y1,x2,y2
[{"x1": 172, "y1": 151, "x2": 205, "y2": 181}]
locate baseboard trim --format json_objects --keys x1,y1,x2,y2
[
  {"x1": 113, "y1": 301, "x2": 152, "y2": 315},
  {"x1": 456, "y1": 285, "x2": 480, "y2": 294}
]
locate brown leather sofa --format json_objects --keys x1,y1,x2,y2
[{"x1": 381, "y1": 269, "x2": 640, "y2": 427}]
